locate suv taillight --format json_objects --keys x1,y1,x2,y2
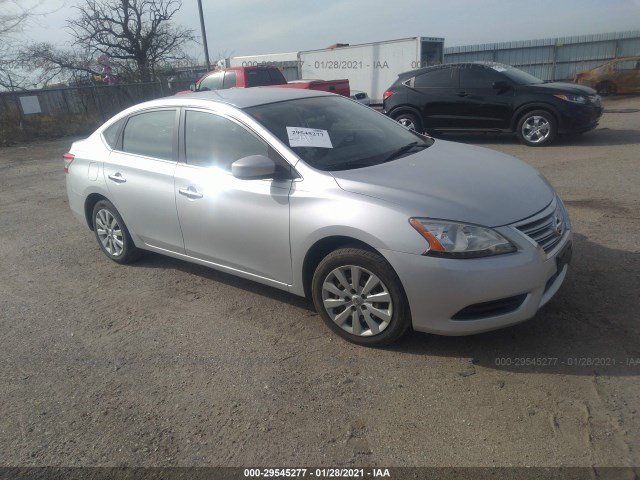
[
  {"x1": 63, "y1": 153, "x2": 75, "y2": 173},
  {"x1": 383, "y1": 90, "x2": 394, "y2": 100}
]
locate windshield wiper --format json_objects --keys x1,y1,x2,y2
[{"x1": 383, "y1": 142, "x2": 429, "y2": 163}]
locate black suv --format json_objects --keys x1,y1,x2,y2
[{"x1": 383, "y1": 62, "x2": 603, "y2": 146}]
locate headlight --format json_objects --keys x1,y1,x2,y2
[
  {"x1": 557, "y1": 197, "x2": 572, "y2": 231},
  {"x1": 554, "y1": 94, "x2": 587, "y2": 104},
  {"x1": 409, "y1": 218, "x2": 517, "y2": 258}
]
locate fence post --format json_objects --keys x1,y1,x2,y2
[{"x1": 92, "y1": 85, "x2": 106, "y2": 122}]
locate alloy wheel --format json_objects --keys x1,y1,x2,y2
[
  {"x1": 95, "y1": 208, "x2": 124, "y2": 257},
  {"x1": 522, "y1": 116, "x2": 551, "y2": 144},
  {"x1": 321, "y1": 265, "x2": 393, "y2": 336}
]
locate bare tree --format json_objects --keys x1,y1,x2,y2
[
  {"x1": 21, "y1": 43, "x2": 99, "y2": 86},
  {"x1": 67, "y1": 0, "x2": 195, "y2": 82},
  {"x1": 0, "y1": 0, "x2": 36, "y2": 89}
]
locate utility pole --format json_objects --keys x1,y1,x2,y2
[{"x1": 197, "y1": 0, "x2": 211, "y2": 70}]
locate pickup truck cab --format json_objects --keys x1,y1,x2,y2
[{"x1": 182, "y1": 65, "x2": 350, "y2": 97}]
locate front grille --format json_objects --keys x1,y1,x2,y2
[
  {"x1": 588, "y1": 95, "x2": 601, "y2": 106},
  {"x1": 514, "y1": 201, "x2": 565, "y2": 254},
  {"x1": 452, "y1": 294, "x2": 527, "y2": 321}
]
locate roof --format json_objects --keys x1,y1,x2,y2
[
  {"x1": 397, "y1": 61, "x2": 513, "y2": 77},
  {"x1": 178, "y1": 87, "x2": 333, "y2": 109}
]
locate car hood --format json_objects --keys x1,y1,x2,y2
[
  {"x1": 330, "y1": 140, "x2": 554, "y2": 227},
  {"x1": 523, "y1": 81, "x2": 597, "y2": 95}
]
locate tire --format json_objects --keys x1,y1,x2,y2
[
  {"x1": 92, "y1": 200, "x2": 142, "y2": 264},
  {"x1": 311, "y1": 247, "x2": 411, "y2": 347},
  {"x1": 516, "y1": 109, "x2": 557, "y2": 147},
  {"x1": 596, "y1": 81, "x2": 616, "y2": 96},
  {"x1": 393, "y1": 112, "x2": 422, "y2": 133}
]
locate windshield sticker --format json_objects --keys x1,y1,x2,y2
[
  {"x1": 491, "y1": 66, "x2": 507, "y2": 72},
  {"x1": 286, "y1": 127, "x2": 333, "y2": 148}
]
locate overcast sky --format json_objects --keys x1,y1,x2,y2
[{"x1": 13, "y1": 0, "x2": 640, "y2": 61}]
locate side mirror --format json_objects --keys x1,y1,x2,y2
[
  {"x1": 492, "y1": 80, "x2": 510, "y2": 90},
  {"x1": 189, "y1": 83, "x2": 197, "y2": 92},
  {"x1": 231, "y1": 155, "x2": 290, "y2": 180}
]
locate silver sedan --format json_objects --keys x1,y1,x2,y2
[{"x1": 65, "y1": 88, "x2": 572, "y2": 346}]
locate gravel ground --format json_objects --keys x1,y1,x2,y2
[{"x1": 0, "y1": 96, "x2": 639, "y2": 469}]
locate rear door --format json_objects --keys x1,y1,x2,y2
[
  {"x1": 103, "y1": 108, "x2": 184, "y2": 252},
  {"x1": 173, "y1": 108, "x2": 293, "y2": 285},
  {"x1": 410, "y1": 66, "x2": 461, "y2": 129}
]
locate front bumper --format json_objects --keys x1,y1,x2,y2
[
  {"x1": 556, "y1": 102, "x2": 603, "y2": 134},
  {"x1": 380, "y1": 218, "x2": 572, "y2": 336}
]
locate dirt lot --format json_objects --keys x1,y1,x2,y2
[{"x1": 1, "y1": 96, "x2": 639, "y2": 470}]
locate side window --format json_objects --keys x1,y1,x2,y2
[
  {"x1": 614, "y1": 60, "x2": 637, "y2": 71},
  {"x1": 459, "y1": 66, "x2": 505, "y2": 89},
  {"x1": 184, "y1": 110, "x2": 269, "y2": 170},
  {"x1": 122, "y1": 110, "x2": 175, "y2": 160},
  {"x1": 414, "y1": 67, "x2": 457, "y2": 88},
  {"x1": 222, "y1": 71, "x2": 237, "y2": 89},
  {"x1": 102, "y1": 117, "x2": 125, "y2": 149},
  {"x1": 199, "y1": 72, "x2": 222, "y2": 91},
  {"x1": 268, "y1": 68, "x2": 286, "y2": 84}
]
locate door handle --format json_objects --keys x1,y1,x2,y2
[
  {"x1": 108, "y1": 173, "x2": 127, "y2": 183},
  {"x1": 456, "y1": 91, "x2": 470, "y2": 97},
  {"x1": 178, "y1": 186, "x2": 203, "y2": 199}
]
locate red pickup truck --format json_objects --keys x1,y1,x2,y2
[{"x1": 180, "y1": 65, "x2": 350, "y2": 97}]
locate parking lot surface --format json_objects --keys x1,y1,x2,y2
[{"x1": 1, "y1": 96, "x2": 639, "y2": 468}]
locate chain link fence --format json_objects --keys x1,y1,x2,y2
[{"x1": 0, "y1": 79, "x2": 193, "y2": 146}]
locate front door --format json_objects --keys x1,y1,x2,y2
[
  {"x1": 455, "y1": 65, "x2": 514, "y2": 130},
  {"x1": 174, "y1": 109, "x2": 293, "y2": 286}
]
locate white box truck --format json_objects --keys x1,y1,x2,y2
[
  {"x1": 228, "y1": 52, "x2": 301, "y2": 81},
  {"x1": 299, "y1": 37, "x2": 444, "y2": 103}
]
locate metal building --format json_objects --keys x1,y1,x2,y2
[{"x1": 444, "y1": 30, "x2": 640, "y2": 81}]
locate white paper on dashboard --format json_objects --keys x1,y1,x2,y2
[{"x1": 286, "y1": 127, "x2": 333, "y2": 148}]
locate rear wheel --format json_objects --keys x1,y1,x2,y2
[
  {"x1": 516, "y1": 110, "x2": 557, "y2": 146},
  {"x1": 393, "y1": 112, "x2": 422, "y2": 133},
  {"x1": 311, "y1": 247, "x2": 411, "y2": 347},
  {"x1": 92, "y1": 200, "x2": 142, "y2": 264}
]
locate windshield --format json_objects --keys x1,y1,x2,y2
[
  {"x1": 245, "y1": 96, "x2": 433, "y2": 171},
  {"x1": 501, "y1": 66, "x2": 544, "y2": 85}
]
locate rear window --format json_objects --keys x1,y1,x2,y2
[
  {"x1": 247, "y1": 68, "x2": 284, "y2": 87},
  {"x1": 102, "y1": 117, "x2": 125, "y2": 149}
]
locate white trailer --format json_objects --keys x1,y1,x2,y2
[
  {"x1": 228, "y1": 52, "x2": 301, "y2": 81},
  {"x1": 299, "y1": 37, "x2": 444, "y2": 103}
]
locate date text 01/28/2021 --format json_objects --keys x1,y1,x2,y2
[
  {"x1": 243, "y1": 468, "x2": 391, "y2": 478},
  {"x1": 494, "y1": 357, "x2": 640, "y2": 367}
]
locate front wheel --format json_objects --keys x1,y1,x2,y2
[
  {"x1": 393, "y1": 112, "x2": 422, "y2": 133},
  {"x1": 92, "y1": 200, "x2": 142, "y2": 264},
  {"x1": 311, "y1": 247, "x2": 411, "y2": 347},
  {"x1": 596, "y1": 81, "x2": 616, "y2": 96},
  {"x1": 516, "y1": 110, "x2": 557, "y2": 146}
]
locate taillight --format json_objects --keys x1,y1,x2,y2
[
  {"x1": 63, "y1": 153, "x2": 75, "y2": 174},
  {"x1": 383, "y1": 90, "x2": 394, "y2": 100}
]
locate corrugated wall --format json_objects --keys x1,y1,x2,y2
[{"x1": 444, "y1": 30, "x2": 640, "y2": 81}]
